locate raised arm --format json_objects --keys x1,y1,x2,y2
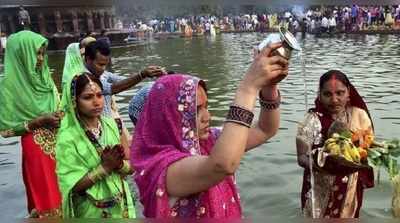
[
  {"x1": 111, "y1": 66, "x2": 165, "y2": 94},
  {"x1": 245, "y1": 84, "x2": 281, "y2": 151},
  {"x1": 166, "y1": 43, "x2": 289, "y2": 197}
]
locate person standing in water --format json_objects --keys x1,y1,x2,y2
[
  {"x1": 0, "y1": 31, "x2": 62, "y2": 218},
  {"x1": 296, "y1": 70, "x2": 374, "y2": 218}
]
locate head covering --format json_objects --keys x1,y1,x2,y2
[
  {"x1": 0, "y1": 30, "x2": 58, "y2": 134},
  {"x1": 128, "y1": 82, "x2": 153, "y2": 125},
  {"x1": 61, "y1": 42, "x2": 84, "y2": 87},
  {"x1": 131, "y1": 74, "x2": 241, "y2": 218},
  {"x1": 312, "y1": 70, "x2": 373, "y2": 138},
  {"x1": 80, "y1": 36, "x2": 96, "y2": 48},
  {"x1": 56, "y1": 74, "x2": 135, "y2": 218}
]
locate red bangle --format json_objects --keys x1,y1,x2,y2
[{"x1": 259, "y1": 89, "x2": 281, "y2": 110}]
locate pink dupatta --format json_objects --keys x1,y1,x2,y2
[{"x1": 131, "y1": 74, "x2": 241, "y2": 218}]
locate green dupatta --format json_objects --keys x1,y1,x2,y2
[
  {"x1": 56, "y1": 74, "x2": 135, "y2": 218},
  {"x1": 0, "y1": 30, "x2": 59, "y2": 137},
  {"x1": 61, "y1": 43, "x2": 84, "y2": 88}
]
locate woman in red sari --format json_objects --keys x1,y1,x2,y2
[
  {"x1": 0, "y1": 31, "x2": 62, "y2": 217},
  {"x1": 296, "y1": 70, "x2": 374, "y2": 218}
]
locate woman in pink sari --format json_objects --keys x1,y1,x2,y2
[{"x1": 131, "y1": 43, "x2": 289, "y2": 218}]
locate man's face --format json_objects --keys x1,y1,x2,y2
[{"x1": 86, "y1": 52, "x2": 110, "y2": 77}]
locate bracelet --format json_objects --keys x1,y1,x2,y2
[
  {"x1": 87, "y1": 164, "x2": 108, "y2": 184},
  {"x1": 225, "y1": 105, "x2": 254, "y2": 128},
  {"x1": 259, "y1": 89, "x2": 281, "y2": 110},
  {"x1": 118, "y1": 160, "x2": 131, "y2": 175}
]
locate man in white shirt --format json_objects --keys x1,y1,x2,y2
[
  {"x1": 293, "y1": 20, "x2": 300, "y2": 32},
  {"x1": 321, "y1": 16, "x2": 329, "y2": 33},
  {"x1": 0, "y1": 34, "x2": 6, "y2": 54},
  {"x1": 328, "y1": 16, "x2": 336, "y2": 33},
  {"x1": 310, "y1": 19, "x2": 316, "y2": 32},
  {"x1": 18, "y1": 5, "x2": 31, "y2": 30},
  {"x1": 204, "y1": 21, "x2": 211, "y2": 35},
  {"x1": 285, "y1": 11, "x2": 292, "y2": 19}
]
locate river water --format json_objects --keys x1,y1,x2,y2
[{"x1": 1, "y1": 33, "x2": 399, "y2": 219}]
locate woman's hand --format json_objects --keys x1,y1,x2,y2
[
  {"x1": 112, "y1": 144, "x2": 126, "y2": 159},
  {"x1": 29, "y1": 112, "x2": 63, "y2": 130},
  {"x1": 101, "y1": 146, "x2": 124, "y2": 174},
  {"x1": 241, "y1": 43, "x2": 289, "y2": 95}
]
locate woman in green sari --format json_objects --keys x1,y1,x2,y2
[
  {"x1": 56, "y1": 73, "x2": 135, "y2": 218},
  {"x1": 61, "y1": 42, "x2": 84, "y2": 87},
  {"x1": 61, "y1": 37, "x2": 96, "y2": 88},
  {"x1": 0, "y1": 30, "x2": 62, "y2": 217}
]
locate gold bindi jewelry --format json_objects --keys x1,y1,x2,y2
[{"x1": 85, "y1": 74, "x2": 97, "y2": 93}]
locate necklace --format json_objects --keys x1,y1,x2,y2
[
  {"x1": 85, "y1": 119, "x2": 102, "y2": 140},
  {"x1": 91, "y1": 120, "x2": 102, "y2": 139},
  {"x1": 332, "y1": 107, "x2": 350, "y2": 124}
]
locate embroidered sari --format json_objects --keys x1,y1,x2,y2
[
  {"x1": 297, "y1": 73, "x2": 374, "y2": 218},
  {"x1": 56, "y1": 74, "x2": 135, "y2": 218},
  {"x1": 0, "y1": 31, "x2": 61, "y2": 217},
  {"x1": 131, "y1": 74, "x2": 242, "y2": 218}
]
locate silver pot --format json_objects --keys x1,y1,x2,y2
[{"x1": 257, "y1": 27, "x2": 301, "y2": 60}]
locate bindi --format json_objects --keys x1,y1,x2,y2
[{"x1": 330, "y1": 74, "x2": 338, "y2": 91}]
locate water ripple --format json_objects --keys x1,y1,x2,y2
[{"x1": 1, "y1": 33, "x2": 399, "y2": 218}]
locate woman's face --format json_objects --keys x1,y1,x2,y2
[
  {"x1": 196, "y1": 86, "x2": 211, "y2": 140},
  {"x1": 77, "y1": 81, "x2": 104, "y2": 119},
  {"x1": 79, "y1": 47, "x2": 85, "y2": 59},
  {"x1": 319, "y1": 78, "x2": 350, "y2": 115},
  {"x1": 36, "y1": 46, "x2": 46, "y2": 70}
]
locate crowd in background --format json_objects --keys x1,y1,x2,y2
[{"x1": 119, "y1": 4, "x2": 400, "y2": 39}]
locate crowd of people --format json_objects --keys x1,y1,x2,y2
[
  {"x1": 1, "y1": 4, "x2": 400, "y2": 53},
  {"x1": 122, "y1": 4, "x2": 400, "y2": 39},
  {"x1": 0, "y1": 19, "x2": 392, "y2": 218},
  {"x1": 299, "y1": 5, "x2": 400, "y2": 34}
]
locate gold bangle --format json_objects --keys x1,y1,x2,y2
[
  {"x1": 87, "y1": 170, "x2": 97, "y2": 184},
  {"x1": 119, "y1": 160, "x2": 131, "y2": 174},
  {"x1": 87, "y1": 164, "x2": 108, "y2": 184},
  {"x1": 86, "y1": 172, "x2": 96, "y2": 184},
  {"x1": 97, "y1": 164, "x2": 108, "y2": 178}
]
